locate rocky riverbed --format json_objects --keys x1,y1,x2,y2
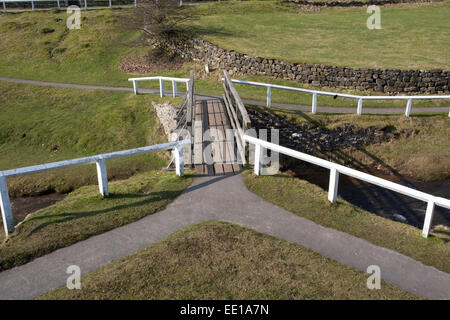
[{"x1": 248, "y1": 108, "x2": 415, "y2": 154}]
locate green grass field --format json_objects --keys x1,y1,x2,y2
[
  {"x1": 242, "y1": 170, "x2": 450, "y2": 273},
  {"x1": 0, "y1": 3, "x2": 448, "y2": 112},
  {"x1": 192, "y1": 1, "x2": 450, "y2": 69},
  {"x1": 39, "y1": 221, "x2": 419, "y2": 300},
  {"x1": 0, "y1": 170, "x2": 192, "y2": 271},
  {"x1": 0, "y1": 82, "x2": 179, "y2": 197}
]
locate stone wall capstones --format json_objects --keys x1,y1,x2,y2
[{"x1": 166, "y1": 37, "x2": 449, "y2": 94}]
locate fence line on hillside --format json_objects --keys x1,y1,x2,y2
[
  {"x1": 1, "y1": 0, "x2": 137, "y2": 12},
  {"x1": 0, "y1": 0, "x2": 193, "y2": 12},
  {"x1": 243, "y1": 134, "x2": 450, "y2": 238},
  {"x1": 0, "y1": 140, "x2": 190, "y2": 237},
  {"x1": 228, "y1": 78, "x2": 450, "y2": 117}
]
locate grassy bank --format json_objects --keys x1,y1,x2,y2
[
  {"x1": 0, "y1": 82, "x2": 179, "y2": 197},
  {"x1": 39, "y1": 221, "x2": 419, "y2": 300},
  {"x1": 193, "y1": 1, "x2": 450, "y2": 70},
  {"x1": 247, "y1": 105, "x2": 450, "y2": 181},
  {"x1": 242, "y1": 170, "x2": 450, "y2": 273},
  {"x1": 0, "y1": 6, "x2": 448, "y2": 111},
  {"x1": 0, "y1": 170, "x2": 192, "y2": 271}
]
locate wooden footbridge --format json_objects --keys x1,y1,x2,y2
[{"x1": 176, "y1": 71, "x2": 251, "y2": 176}]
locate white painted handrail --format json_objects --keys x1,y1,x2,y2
[
  {"x1": 229, "y1": 78, "x2": 450, "y2": 117},
  {"x1": 128, "y1": 76, "x2": 190, "y2": 98},
  {"x1": 0, "y1": 140, "x2": 190, "y2": 237},
  {"x1": 244, "y1": 134, "x2": 450, "y2": 238}
]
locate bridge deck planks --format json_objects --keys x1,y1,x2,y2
[{"x1": 192, "y1": 98, "x2": 241, "y2": 176}]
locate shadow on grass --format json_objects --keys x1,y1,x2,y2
[
  {"x1": 189, "y1": 25, "x2": 237, "y2": 39},
  {"x1": 23, "y1": 189, "x2": 183, "y2": 238}
]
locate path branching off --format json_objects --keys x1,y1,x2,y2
[{"x1": 0, "y1": 174, "x2": 449, "y2": 300}]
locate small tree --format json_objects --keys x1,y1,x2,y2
[{"x1": 124, "y1": 0, "x2": 197, "y2": 50}]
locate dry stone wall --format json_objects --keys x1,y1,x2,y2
[{"x1": 168, "y1": 38, "x2": 449, "y2": 94}]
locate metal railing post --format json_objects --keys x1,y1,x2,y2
[
  {"x1": 31, "y1": 0, "x2": 34, "y2": 11},
  {"x1": 0, "y1": 175, "x2": 14, "y2": 237},
  {"x1": 312, "y1": 93, "x2": 317, "y2": 114},
  {"x1": 132, "y1": 80, "x2": 138, "y2": 95},
  {"x1": 134, "y1": 0, "x2": 137, "y2": 7},
  {"x1": 174, "y1": 144, "x2": 184, "y2": 177},
  {"x1": 57, "y1": 0, "x2": 60, "y2": 8},
  {"x1": 357, "y1": 98, "x2": 363, "y2": 115},
  {"x1": 328, "y1": 167, "x2": 339, "y2": 203},
  {"x1": 84, "y1": 0, "x2": 87, "y2": 9},
  {"x1": 172, "y1": 80, "x2": 177, "y2": 97},
  {"x1": 267, "y1": 86, "x2": 271, "y2": 108},
  {"x1": 109, "y1": 0, "x2": 112, "y2": 8},
  {"x1": 2, "y1": 0, "x2": 6, "y2": 13},
  {"x1": 159, "y1": 79, "x2": 165, "y2": 97},
  {"x1": 422, "y1": 200, "x2": 435, "y2": 238},
  {"x1": 95, "y1": 158, "x2": 109, "y2": 197},
  {"x1": 254, "y1": 143, "x2": 263, "y2": 176},
  {"x1": 405, "y1": 98, "x2": 412, "y2": 117}
]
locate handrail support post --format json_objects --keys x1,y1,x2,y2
[
  {"x1": 328, "y1": 167, "x2": 339, "y2": 203},
  {"x1": 422, "y1": 200, "x2": 435, "y2": 238},
  {"x1": 174, "y1": 144, "x2": 184, "y2": 177},
  {"x1": 95, "y1": 158, "x2": 109, "y2": 197},
  {"x1": 357, "y1": 98, "x2": 363, "y2": 115},
  {"x1": 159, "y1": 79, "x2": 165, "y2": 97},
  {"x1": 132, "y1": 80, "x2": 138, "y2": 95},
  {"x1": 0, "y1": 175, "x2": 14, "y2": 237},
  {"x1": 254, "y1": 143, "x2": 263, "y2": 176},
  {"x1": 312, "y1": 93, "x2": 317, "y2": 114},
  {"x1": 267, "y1": 87, "x2": 271, "y2": 108},
  {"x1": 172, "y1": 80, "x2": 177, "y2": 97},
  {"x1": 405, "y1": 98, "x2": 412, "y2": 117}
]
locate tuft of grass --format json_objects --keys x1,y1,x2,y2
[
  {"x1": 39, "y1": 221, "x2": 420, "y2": 300},
  {"x1": 0, "y1": 170, "x2": 192, "y2": 271},
  {"x1": 242, "y1": 170, "x2": 450, "y2": 273}
]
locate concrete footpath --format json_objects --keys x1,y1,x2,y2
[
  {"x1": 0, "y1": 174, "x2": 449, "y2": 300},
  {"x1": 1, "y1": 77, "x2": 448, "y2": 115}
]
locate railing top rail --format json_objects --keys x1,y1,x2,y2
[
  {"x1": 223, "y1": 71, "x2": 252, "y2": 129},
  {"x1": 0, "y1": 140, "x2": 190, "y2": 178},
  {"x1": 128, "y1": 76, "x2": 190, "y2": 83},
  {"x1": 243, "y1": 134, "x2": 450, "y2": 210},
  {"x1": 229, "y1": 78, "x2": 450, "y2": 100}
]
